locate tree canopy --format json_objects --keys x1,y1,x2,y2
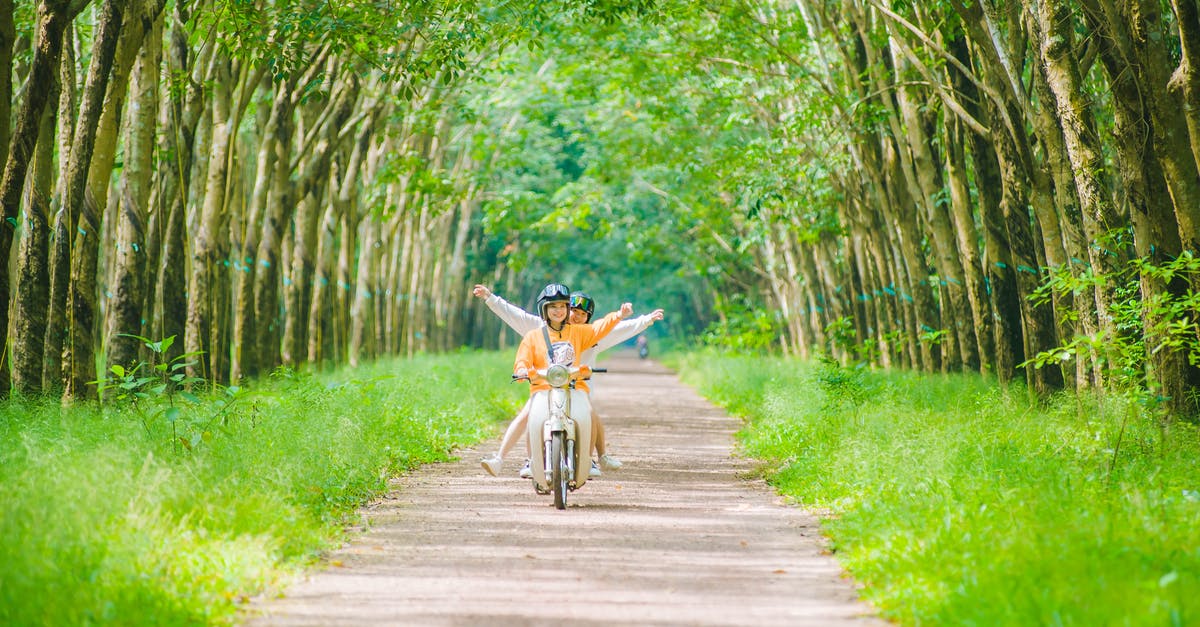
[{"x1": 3, "y1": 0, "x2": 1199, "y2": 418}]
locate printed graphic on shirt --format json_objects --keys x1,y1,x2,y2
[{"x1": 550, "y1": 341, "x2": 575, "y2": 366}]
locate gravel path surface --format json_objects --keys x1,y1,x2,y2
[{"x1": 247, "y1": 353, "x2": 886, "y2": 626}]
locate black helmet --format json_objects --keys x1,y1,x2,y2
[
  {"x1": 535, "y1": 283, "x2": 570, "y2": 319},
  {"x1": 569, "y1": 291, "x2": 595, "y2": 322}
]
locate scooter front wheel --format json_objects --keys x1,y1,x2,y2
[{"x1": 551, "y1": 431, "x2": 567, "y2": 510}]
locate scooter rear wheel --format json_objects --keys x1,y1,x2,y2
[{"x1": 551, "y1": 431, "x2": 567, "y2": 510}]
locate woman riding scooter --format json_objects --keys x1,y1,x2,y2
[
  {"x1": 474, "y1": 284, "x2": 663, "y2": 477},
  {"x1": 510, "y1": 284, "x2": 631, "y2": 493}
]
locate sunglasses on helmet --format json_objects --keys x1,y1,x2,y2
[{"x1": 540, "y1": 284, "x2": 570, "y2": 300}]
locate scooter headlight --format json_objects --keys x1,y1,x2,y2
[{"x1": 545, "y1": 364, "x2": 571, "y2": 387}]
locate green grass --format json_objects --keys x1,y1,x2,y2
[
  {"x1": 0, "y1": 351, "x2": 523, "y2": 626},
  {"x1": 669, "y1": 349, "x2": 1200, "y2": 626}
]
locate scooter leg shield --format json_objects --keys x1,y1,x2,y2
[{"x1": 569, "y1": 390, "x2": 592, "y2": 489}]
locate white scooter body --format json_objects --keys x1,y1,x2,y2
[{"x1": 527, "y1": 387, "x2": 592, "y2": 493}]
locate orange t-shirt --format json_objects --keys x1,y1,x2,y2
[{"x1": 513, "y1": 312, "x2": 622, "y2": 393}]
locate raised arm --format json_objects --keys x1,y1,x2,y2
[
  {"x1": 582, "y1": 302, "x2": 633, "y2": 346},
  {"x1": 473, "y1": 284, "x2": 543, "y2": 335},
  {"x1": 594, "y1": 308, "x2": 664, "y2": 352}
]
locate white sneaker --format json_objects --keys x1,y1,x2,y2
[
  {"x1": 519, "y1": 459, "x2": 532, "y2": 479},
  {"x1": 481, "y1": 454, "x2": 502, "y2": 477},
  {"x1": 599, "y1": 454, "x2": 622, "y2": 471},
  {"x1": 589, "y1": 460, "x2": 601, "y2": 477}
]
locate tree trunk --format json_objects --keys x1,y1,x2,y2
[
  {"x1": 60, "y1": 0, "x2": 125, "y2": 401},
  {"x1": 230, "y1": 87, "x2": 286, "y2": 380},
  {"x1": 880, "y1": 33, "x2": 962, "y2": 371},
  {"x1": 155, "y1": 185, "x2": 188, "y2": 365},
  {"x1": 1124, "y1": 0, "x2": 1200, "y2": 257},
  {"x1": 0, "y1": 0, "x2": 14, "y2": 172},
  {"x1": 389, "y1": 200, "x2": 414, "y2": 355},
  {"x1": 943, "y1": 115, "x2": 986, "y2": 373},
  {"x1": 442, "y1": 183, "x2": 476, "y2": 351},
  {"x1": 106, "y1": 2, "x2": 163, "y2": 372},
  {"x1": 1169, "y1": 0, "x2": 1200, "y2": 171},
  {"x1": 1026, "y1": 50, "x2": 1097, "y2": 390},
  {"x1": 897, "y1": 72, "x2": 973, "y2": 371},
  {"x1": 281, "y1": 75, "x2": 354, "y2": 367},
  {"x1": 0, "y1": 0, "x2": 83, "y2": 395},
  {"x1": 252, "y1": 100, "x2": 297, "y2": 373},
  {"x1": 855, "y1": 17, "x2": 937, "y2": 371},
  {"x1": 1033, "y1": 0, "x2": 1125, "y2": 337},
  {"x1": 878, "y1": 152, "x2": 930, "y2": 370},
  {"x1": 974, "y1": 128, "x2": 1023, "y2": 384},
  {"x1": 305, "y1": 201, "x2": 337, "y2": 366},
  {"x1": 42, "y1": 30, "x2": 77, "y2": 391},
  {"x1": 942, "y1": 32, "x2": 996, "y2": 373},
  {"x1": 9, "y1": 50, "x2": 63, "y2": 393},
  {"x1": 146, "y1": 0, "x2": 197, "y2": 367},
  {"x1": 282, "y1": 186, "x2": 319, "y2": 367},
  {"x1": 315, "y1": 122, "x2": 369, "y2": 365},
  {"x1": 993, "y1": 117, "x2": 1064, "y2": 395},
  {"x1": 185, "y1": 55, "x2": 232, "y2": 383},
  {"x1": 1085, "y1": 0, "x2": 1200, "y2": 413},
  {"x1": 348, "y1": 213, "x2": 378, "y2": 367}
]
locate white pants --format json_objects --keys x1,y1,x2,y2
[{"x1": 527, "y1": 389, "x2": 593, "y2": 491}]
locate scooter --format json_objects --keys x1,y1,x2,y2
[{"x1": 515, "y1": 365, "x2": 599, "y2": 509}]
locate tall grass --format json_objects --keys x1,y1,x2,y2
[
  {"x1": 670, "y1": 349, "x2": 1200, "y2": 626},
  {"x1": 0, "y1": 351, "x2": 523, "y2": 626}
]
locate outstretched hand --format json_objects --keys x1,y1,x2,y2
[
  {"x1": 647, "y1": 308, "x2": 664, "y2": 322},
  {"x1": 472, "y1": 284, "x2": 492, "y2": 299},
  {"x1": 620, "y1": 302, "x2": 634, "y2": 319}
]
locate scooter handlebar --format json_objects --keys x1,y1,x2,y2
[{"x1": 511, "y1": 366, "x2": 605, "y2": 382}]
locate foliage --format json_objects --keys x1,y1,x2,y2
[
  {"x1": 700, "y1": 294, "x2": 781, "y2": 353},
  {"x1": 92, "y1": 335, "x2": 217, "y2": 453},
  {"x1": 1025, "y1": 250, "x2": 1200, "y2": 414},
  {"x1": 813, "y1": 353, "x2": 870, "y2": 414},
  {"x1": 675, "y1": 350, "x2": 1200, "y2": 625},
  {"x1": 460, "y1": 2, "x2": 837, "y2": 343},
  {"x1": 0, "y1": 351, "x2": 522, "y2": 626}
]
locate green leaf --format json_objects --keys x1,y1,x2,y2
[{"x1": 165, "y1": 407, "x2": 181, "y2": 423}]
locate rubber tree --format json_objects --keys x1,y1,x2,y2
[{"x1": 0, "y1": 0, "x2": 90, "y2": 396}]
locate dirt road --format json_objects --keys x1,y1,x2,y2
[{"x1": 248, "y1": 353, "x2": 885, "y2": 626}]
